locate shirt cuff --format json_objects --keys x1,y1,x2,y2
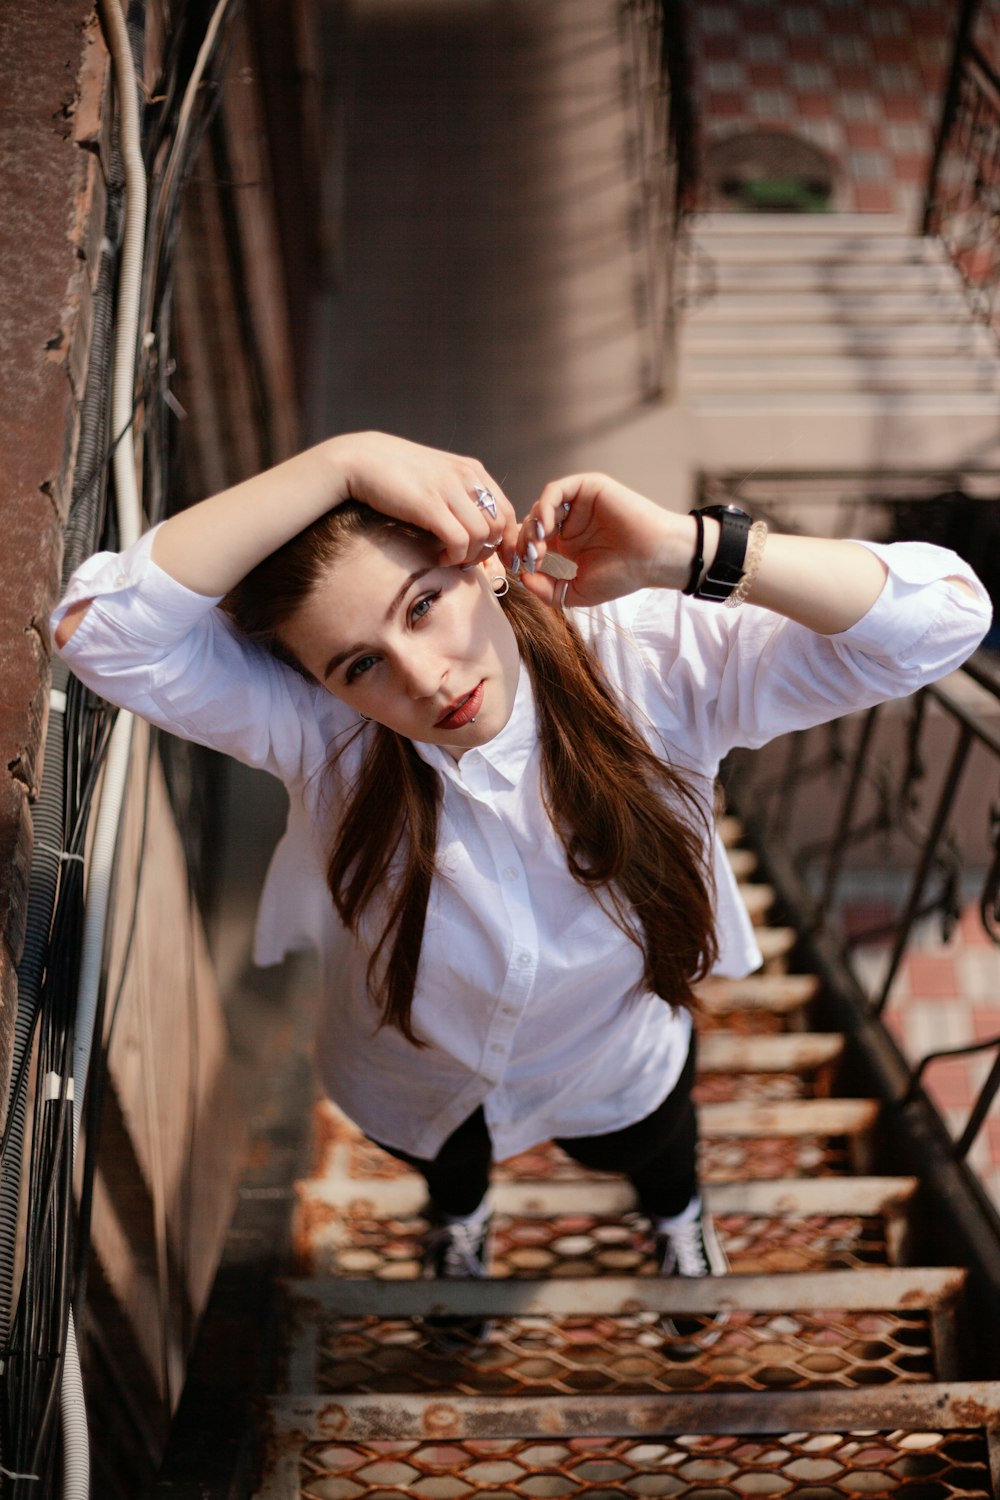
[
  {"x1": 834, "y1": 540, "x2": 991, "y2": 665},
  {"x1": 53, "y1": 524, "x2": 226, "y2": 649}
]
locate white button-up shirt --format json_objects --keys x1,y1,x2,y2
[{"x1": 53, "y1": 531, "x2": 990, "y2": 1160}]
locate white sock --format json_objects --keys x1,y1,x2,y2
[{"x1": 654, "y1": 1194, "x2": 701, "y2": 1232}]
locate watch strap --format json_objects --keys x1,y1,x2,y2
[{"x1": 688, "y1": 504, "x2": 752, "y2": 602}]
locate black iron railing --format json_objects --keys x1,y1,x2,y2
[
  {"x1": 620, "y1": 0, "x2": 696, "y2": 397},
  {"x1": 923, "y1": 0, "x2": 1000, "y2": 338},
  {"x1": 725, "y1": 647, "x2": 1000, "y2": 1199}
]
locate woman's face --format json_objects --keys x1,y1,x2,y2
[{"x1": 278, "y1": 531, "x2": 521, "y2": 758}]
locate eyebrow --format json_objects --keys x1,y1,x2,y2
[{"x1": 323, "y1": 565, "x2": 437, "y2": 680}]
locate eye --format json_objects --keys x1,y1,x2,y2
[
  {"x1": 346, "y1": 653, "x2": 379, "y2": 684},
  {"x1": 411, "y1": 590, "x2": 440, "y2": 623}
]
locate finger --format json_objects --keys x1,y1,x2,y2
[
  {"x1": 517, "y1": 566, "x2": 576, "y2": 611},
  {"x1": 446, "y1": 474, "x2": 509, "y2": 565}
]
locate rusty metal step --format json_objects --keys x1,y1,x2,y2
[
  {"x1": 725, "y1": 846, "x2": 757, "y2": 880},
  {"x1": 278, "y1": 1266, "x2": 965, "y2": 1399},
  {"x1": 698, "y1": 1033, "x2": 841, "y2": 1071},
  {"x1": 293, "y1": 1178, "x2": 916, "y2": 1282},
  {"x1": 737, "y1": 882, "x2": 775, "y2": 925},
  {"x1": 254, "y1": 1381, "x2": 1000, "y2": 1500},
  {"x1": 294, "y1": 1173, "x2": 916, "y2": 1219},
  {"x1": 696, "y1": 973, "x2": 820, "y2": 1012},
  {"x1": 717, "y1": 814, "x2": 744, "y2": 847}
]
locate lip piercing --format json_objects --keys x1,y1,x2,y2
[{"x1": 471, "y1": 486, "x2": 498, "y2": 520}]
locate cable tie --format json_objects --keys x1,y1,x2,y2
[
  {"x1": 43, "y1": 1071, "x2": 74, "y2": 1102},
  {"x1": 33, "y1": 843, "x2": 85, "y2": 866},
  {"x1": 49, "y1": 687, "x2": 67, "y2": 714},
  {"x1": 0, "y1": 1466, "x2": 40, "y2": 1481}
]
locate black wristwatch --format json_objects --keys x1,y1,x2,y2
[{"x1": 686, "y1": 503, "x2": 752, "y2": 602}]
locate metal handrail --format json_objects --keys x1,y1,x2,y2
[
  {"x1": 725, "y1": 645, "x2": 1000, "y2": 1176},
  {"x1": 922, "y1": 0, "x2": 1000, "y2": 338}
]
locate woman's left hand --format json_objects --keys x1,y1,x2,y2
[{"x1": 513, "y1": 473, "x2": 697, "y2": 608}]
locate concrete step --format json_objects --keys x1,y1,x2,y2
[
  {"x1": 693, "y1": 212, "x2": 913, "y2": 237},
  {"x1": 686, "y1": 289, "x2": 973, "y2": 324},
  {"x1": 685, "y1": 319, "x2": 997, "y2": 357},
  {"x1": 682, "y1": 355, "x2": 1000, "y2": 394},
  {"x1": 690, "y1": 233, "x2": 949, "y2": 266},
  {"x1": 702, "y1": 261, "x2": 959, "y2": 294}
]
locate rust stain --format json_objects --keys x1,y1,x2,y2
[
  {"x1": 292, "y1": 1190, "x2": 338, "y2": 1272},
  {"x1": 948, "y1": 1396, "x2": 996, "y2": 1429},
  {"x1": 316, "y1": 1403, "x2": 350, "y2": 1438},
  {"x1": 422, "y1": 1403, "x2": 460, "y2": 1437}
]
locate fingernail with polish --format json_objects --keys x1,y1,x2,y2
[
  {"x1": 556, "y1": 581, "x2": 569, "y2": 609},
  {"x1": 534, "y1": 519, "x2": 545, "y2": 541},
  {"x1": 525, "y1": 541, "x2": 538, "y2": 573},
  {"x1": 511, "y1": 553, "x2": 521, "y2": 576}
]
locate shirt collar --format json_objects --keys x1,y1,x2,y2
[{"x1": 414, "y1": 664, "x2": 537, "y2": 788}]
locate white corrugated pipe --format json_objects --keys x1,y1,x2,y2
[{"x1": 60, "y1": 2, "x2": 148, "y2": 1494}]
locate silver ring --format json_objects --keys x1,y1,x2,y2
[
  {"x1": 480, "y1": 540, "x2": 500, "y2": 554},
  {"x1": 471, "y1": 485, "x2": 498, "y2": 520}
]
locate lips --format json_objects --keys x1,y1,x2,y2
[{"x1": 435, "y1": 680, "x2": 485, "y2": 730}]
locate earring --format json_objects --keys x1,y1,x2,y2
[{"x1": 492, "y1": 575, "x2": 510, "y2": 598}]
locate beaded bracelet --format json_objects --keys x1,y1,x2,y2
[{"x1": 725, "y1": 520, "x2": 768, "y2": 609}]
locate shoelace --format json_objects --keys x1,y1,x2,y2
[
  {"x1": 428, "y1": 1218, "x2": 488, "y2": 1278},
  {"x1": 664, "y1": 1218, "x2": 710, "y2": 1277}
]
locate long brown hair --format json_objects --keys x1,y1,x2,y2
[{"x1": 224, "y1": 502, "x2": 718, "y2": 1043}]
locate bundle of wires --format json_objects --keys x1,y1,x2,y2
[{"x1": 0, "y1": 1, "x2": 239, "y2": 1493}]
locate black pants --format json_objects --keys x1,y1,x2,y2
[{"x1": 373, "y1": 1034, "x2": 698, "y2": 1220}]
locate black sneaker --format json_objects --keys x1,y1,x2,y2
[
  {"x1": 654, "y1": 1198, "x2": 730, "y2": 1345},
  {"x1": 421, "y1": 1207, "x2": 493, "y2": 1349}
]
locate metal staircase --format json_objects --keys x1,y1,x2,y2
[{"x1": 251, "y1": 820, "x2": 1000, "y2": 1499}]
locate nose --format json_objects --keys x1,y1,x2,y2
[{"x1": 395, "y1": 644, "x2": 446, "y2": 700}]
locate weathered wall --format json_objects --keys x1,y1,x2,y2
[
  {"x1": 0, "y1": 5, "x2": 113, "y2": 1106},
  {"x1": 2, "y1": 1, "x2": 320, "y2": 1486}
]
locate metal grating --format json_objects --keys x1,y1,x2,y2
[
  {"x1": 701, "y1": 1134, "x2": 851, "y2": 1180},
  {"x1": 298, "y1": 1428, "x2": 991, "y2": 1498},
  {"x1": 693, "y1": 1073, "x2": 808, "y2": 1103},
  {"x1": 341, "y1": 1133, "x2": 854, "y2": 1193},
  {"x1": 315, "y1": 1308, "x2": 934, "y2": 1396},
  {"x1": 297, "y1": 1212, "x2": 887, "y2": 1281}
]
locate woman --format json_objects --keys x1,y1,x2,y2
[{"x1": 53, "y1": 431, "x2": 990, "y2": 1337}]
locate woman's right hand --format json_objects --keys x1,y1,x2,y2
[
  {"x1": 148, "y1": 432, "x2": 517, "y2": 599},
  {"x1": 335, "y1": 432, "x2": 517, "y2": 567}
]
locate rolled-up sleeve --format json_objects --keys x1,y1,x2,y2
[
  {"x1": 52, "y1": 526, "x2": 343, "y2": 783},
  {"x1": 627, "y1": 540, "x2": 992, "y2": 767}
]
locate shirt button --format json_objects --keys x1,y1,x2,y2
[
  {"x1": 502, "y1": 867, "x2": 518, "y2": 881},
  {"x1": 115, "y1": 572, "x2": 128, "y2": 586},
  {"x1": 517, "y1": 952, "x2": 531, "y2": 967}
]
